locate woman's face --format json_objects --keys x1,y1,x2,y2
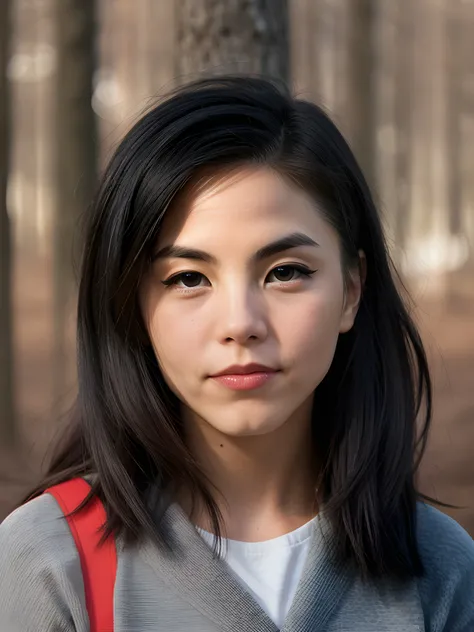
[{"x1": 140, "y1": 167, "x2": 361, "y2": 437}]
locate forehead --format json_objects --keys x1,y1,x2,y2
[{"x1": 157, "y1": 167, "x2": 337, "y2": 253}]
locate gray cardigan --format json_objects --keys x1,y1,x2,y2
[{"x1": 0, "y1": 495, "x2": 473, "y2": 631}]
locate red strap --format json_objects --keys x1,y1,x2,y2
[{"x1": 45, "y1": 478, "x2": 116, "y2": 632}]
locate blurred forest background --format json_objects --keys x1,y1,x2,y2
[{"x1": 1, "y1": 0, "x2": 473, "y2": 533}]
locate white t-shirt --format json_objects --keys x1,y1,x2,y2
[{"x1": 198, "y1": 517, "x2": 317, "y2": 628}]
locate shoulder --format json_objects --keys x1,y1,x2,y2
[
  {"x1": 1, "y1": 491, "x2": 69, "y2": 541},
  {"x1": 0, "y1": 494, "x2": 88, "y2": 632},
  {"x1": 416, "y1": 501, "x2": 474, "y2": 573},
  {"x1": 416, "y1": 502, "x2": 474, "y2": 632},
  {"x1": 0, "y1": 493, "x2": 79, "y2": 565}
]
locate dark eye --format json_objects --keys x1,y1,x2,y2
[
  {"x1": 180, "y1": 272, "x2": 203, "y2": 287},
  {"x1": 162, "y1": 272, "x2": 207, "y2": 288},
  {"x1": 273, "y1": 266, "x2": 298, "y2": 282},
  {"x1": 267, "y1": 265, "x2": 315, "y2": 283}
]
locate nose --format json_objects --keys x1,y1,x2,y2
[{"x1": 216, "y1": 283, "x2": 268, "y2": 345}]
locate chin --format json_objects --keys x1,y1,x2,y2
[{"x1": 210, "y1": 415, "x2": 286, "y2": 438}]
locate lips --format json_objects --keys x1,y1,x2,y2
[
  {"x1": 209, "y1": 364, "x2": 280, "y2": 391},
  {"x1": 211, "y1": 363, "x2": 278, "y2": 377}
]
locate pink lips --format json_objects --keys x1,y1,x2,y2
[{"x1": 210, "y1": 364, "x2": 279, "y2": 391}]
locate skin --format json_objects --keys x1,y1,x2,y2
[{"x1": 140, "y1": 167, "x2": 362, "y2": 540}]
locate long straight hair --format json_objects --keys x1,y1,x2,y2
[{"x1": 26, "y1": 76, "x2": 433, "y2": 579}]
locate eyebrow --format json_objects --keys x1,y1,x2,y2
[{"x1": 152, "y1": 232, "x2": 319, "y2": 264}]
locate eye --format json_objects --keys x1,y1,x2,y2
[
  {"x1": 266, "y1": 264, "x2": 316, "y2": 283},
  {"x1": 161, "y1": 271, "x2": 209, "y2": 288}
]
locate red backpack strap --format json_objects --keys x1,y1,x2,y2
[{"x1": 45, "y1": 478, "x2": 116, "y2": 632}]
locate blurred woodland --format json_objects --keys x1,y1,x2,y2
[{"x1": 0, "y1": 0, "x2": 473, "y2": 532}]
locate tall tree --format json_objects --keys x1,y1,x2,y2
[
  {"x1": 407, "y1": 0, "x2": 451, "y2": 288},
  {"x1": 372, "y1": 0, "x2": 400, "y2": 246},
  {"x1": 446, "y1": 0, "x2": 463, "y2": 240},
  {"x1": 53, "y1": 0, "x2": 98, "y2": 401},
  {"x1": 107, "y1": 0, "x2": 175, "y2": 128},
  {"x1": 456, "y1": 0, "x2": 474, "y2": 266},
  {"x1": 344, "y1": 0, "x2": 376, "y2": 189},
  {"x1": 372, "y1": 0, "x2": 414, "y2": 259},
  {"x1": 290, "y1": 0, "x2": 319, "y2": 101},
  {"x1": 393, "y1": 0, "x2": 414, "y2": 253},
  {"x1": 0, "y1": 0, "x2": 15, "y2": 445},
  {"x1": 175, "y1": 0, "x2": 290, "y2": 83},
  {"x1": 316, "y1": 0, "x2": 348, "y2": 126}
]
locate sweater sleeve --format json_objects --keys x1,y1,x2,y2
[
  {"x1": 0, "y1": 494, "x2": 89, "y2": 632},
  {"x1": 416, "y1": 503, "x2": 474, "y2": 632}
]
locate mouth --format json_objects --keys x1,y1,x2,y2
[{"x1": 209, "y1": 364, "x2": 280, "y2": 391}]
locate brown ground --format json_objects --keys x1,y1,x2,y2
[
  {"x1": 415, "y1": 269, "x2": 474, "y2": 533},
  {"x1": 1, "y1": 240, "x2": 473, "y2": 536}
]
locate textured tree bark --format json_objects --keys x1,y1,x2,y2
[
  {"x1": 0, "y1": 0, "x2": 15, "y2": 444},
  {"x1": 290, "y1": 0, "x2": 319, "y2": 101},
  {"x1": 53, "y1": 0, "x2": 98, "y2": 402},
  {"x1": 175, "y1": 0, "x2": 290, "y2": 84}
]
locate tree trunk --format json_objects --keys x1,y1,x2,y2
[
  {"x1": 344, "y1": 0, "x2": 376, "y2": 189},
  {"x1": 53, "y1": 0, "x2": 98, "y2": 403},
  {"x1": 446, "y1": 0, "x2": 463, "y2": 239},
  {"x1": 407, "y1": 0, "x2": 432, "y2": 266},
  {"x1": 372, "y1": 0, "x2": 399, "y2": 244},
  {"x1": 175, "y1": 0, "x2": 290, "y2": 84},
  {"x1": 428, "y1": 0, "x2": 450, "y2": 251},
  {"x1": 108, "y1": 0, "x2": 176, "y2": 126},
  {"x1": 0, "y1": 0, "x2": 15, "y2": 445},
  {"x1": 458, "y1": 0, "x2": 474, "y2": 265},
  {"x1": 290, "y1": 0, "x2": 320, "y2": 102},
  {"x1": 315, "y1": 0, "x2": 347, "y2": 121},
  {"x1": 393, "y1": 0, "x2": 414, "y2": 253},
  {"x1": 375, "y1": 0, "x2": 415, "y2": 261}
]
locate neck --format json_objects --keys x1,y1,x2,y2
[{"x1": 181, "y1": 402, "x2": 320, "y2": 541}]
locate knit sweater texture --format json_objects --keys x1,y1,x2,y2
[{"x1": 0, "y1": 496, "x2": 473, "y2": 631}]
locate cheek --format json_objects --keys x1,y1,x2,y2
[
  {"x1": 147, "y1": 305, "x2": 203, "y2": 383},
  {"x1": 279, "y1": 291, "x2": 344, "y2": 371}
]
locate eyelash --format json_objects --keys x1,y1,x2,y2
[{"x1": 161, "y1": 264, "x2": 317, "y2": 290}]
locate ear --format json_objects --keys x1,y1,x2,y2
[{"x1": 339, "y1": 250, "x2": 366, "y2": 333}]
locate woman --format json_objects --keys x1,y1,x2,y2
[{"x1": 0, "y1": 76, "x2": 473, "y2": 632}]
